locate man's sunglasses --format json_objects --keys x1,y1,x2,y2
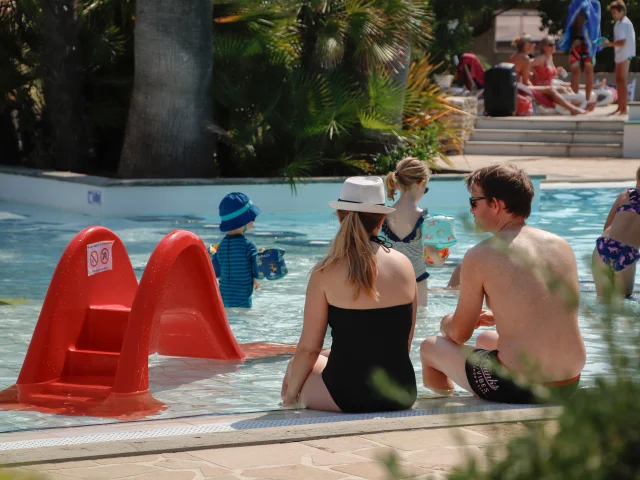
[
  {"x1": 469, "y1": 196, "x2": 487, "y2": 209},
  {"x1": 424, "y1": 187, "x2": 429, "y2": 194}
]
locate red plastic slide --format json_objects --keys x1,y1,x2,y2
[{"x1": 2, "y1": 227, "x2": 257, "y2": 418}]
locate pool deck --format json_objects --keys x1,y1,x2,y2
[
  {"x1": 0, "y1": 397, "x2": 559, "y2": 479},
  {"x1": 444, "y1": 155, "x2": 639, "y2": 183}
]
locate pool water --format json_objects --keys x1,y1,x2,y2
[{"x1": 0, "y1": 187, "x2": 638, "y2": 433}]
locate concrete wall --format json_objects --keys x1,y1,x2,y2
[{"x1": 0, "y1": 170, "x2": 546, "y2": 216}]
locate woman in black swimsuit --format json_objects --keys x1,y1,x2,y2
[{"x1": 281, "y1": 176, "x2": 418, "y2": 413}]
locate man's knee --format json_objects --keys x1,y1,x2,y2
[
  {"x1": 420, "y1": 336, "x2": 439, "y2": 362},
  {"x1": 475, "y1": 330, "x2": 497, "y2": 350}
]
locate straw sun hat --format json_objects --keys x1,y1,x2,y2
[{"x1": 328, "y1": 177, "x2": 395, "y2": 215}]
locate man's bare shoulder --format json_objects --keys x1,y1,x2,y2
[
  {"x1": 462, "y1": 239, "x2": 500, "y2": 267},
  {"x1": 526, "y1": 226, "x2": 573, "y2": 250}
]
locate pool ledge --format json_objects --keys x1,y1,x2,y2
[
  {"x1": 0, "y1": 398, "x2": 560, "y2": 466},
  {"x1": 0, "y1": 167, "x2": 546, "y2": 215}
]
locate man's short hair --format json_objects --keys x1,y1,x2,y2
[
  {"x1": 465, "y1": 165, "x2": 534, "y2": 219},
  {"x1": 609, "y1": 0, "x2": 627, "y2": 14}
]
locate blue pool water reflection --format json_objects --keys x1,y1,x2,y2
[{"x1": 0, "y1": 187, "x2": 637, "y2": 432}]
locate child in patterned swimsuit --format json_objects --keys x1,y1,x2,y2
[
  {"x1": 592, "y1": 165, "x2": 640, "y2": 297},
  {"x1": 382, "y1": 158, "x2": 441, "y2": 307}
]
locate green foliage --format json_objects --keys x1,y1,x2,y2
[
  {"x1": 372, "y1": 123, "x2": 445, "y2": 174},
  {"x1": 0, "y1": 471, "x2": 43, "y2": 479},
  {"x1": 212, "y1": 0, "x2": 454, "y2": 182},
  {"x1": 0, "y1": 0, "x2": 134, "y2": 172},
  {"x1": 2, "y1": 0, "x2": 454, "y2": 180},
  {"x1": 429, "y1": 0, "x2": 532, "y2": 71}
]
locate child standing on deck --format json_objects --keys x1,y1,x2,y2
[
  {"x1": 606, "y1": 1, "x2": 636, "y2": 115},
  {"x1": 382, "y1": 158, "x2": 442, "y2": 307},
  {"x1": 214, "y1": 193, "x2": 262, "y2": 308}
]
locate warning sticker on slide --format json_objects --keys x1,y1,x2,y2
[{"x1": 87, "y1": 241, "x2": 114, "y2": 276}]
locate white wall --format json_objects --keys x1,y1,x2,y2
[{"x1": 0, "y1": 172, "x2": 543, "y2": 216}]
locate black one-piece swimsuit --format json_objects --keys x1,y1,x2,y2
[{"x1": 321, "y1": 303, "x2": 417, "y2": 413}]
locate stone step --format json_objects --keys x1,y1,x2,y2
[
  {"x1": 475, "y1": 117, "x2": 624, "y2": 132},
  {"x1": 471, "y1": 129, "x2": 623, "y2": 145},
  {"x1": 465, "y1": 141, "x2": 622, "y2": 157}
]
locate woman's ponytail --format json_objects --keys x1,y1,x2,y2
[
  {"x1": 385, "y1": 172, "x2": 399, "y2": 201},
  {"x1": 315, "y1": 211, "x2": 384, "y2": 300}
]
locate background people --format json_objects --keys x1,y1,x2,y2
[
  {"x1": 558, "y1": 0, "x2": 602, "y2": 104},
  {"x1": 605, "y1": 0, "x2": 636, "y2": 114}
]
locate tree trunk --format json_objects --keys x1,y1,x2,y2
[
  {"x1": 391, "y1": 34, "x2": 412, "y2": 125},
  {"x1": 119, "y1": 0, "x2": 215, "y2": 178},
  {"x1": 42, "y1": 0, "x2": 86, "y2": 172}
]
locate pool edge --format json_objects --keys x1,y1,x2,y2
[{"x1": 0, "y1": 402, "x2": 560, "y2": 466}]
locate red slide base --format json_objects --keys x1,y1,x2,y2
[{"x1": 0, "y1": 385, "x2": 166, "y2": 420}]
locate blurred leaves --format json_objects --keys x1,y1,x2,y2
[
  {"x1": 212, "y1": 0, "x2": 455, "y2": 184},
  {"x1": 0, "y1": 0, "x2": 134, "y2": 171}
]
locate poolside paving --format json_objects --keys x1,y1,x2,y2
[
  {"x1": 2, "y1": 422, "x2": 548, "y2": 479},
  {"x1": 443, "y1": 154, "x2": 639, "y2": 183}
]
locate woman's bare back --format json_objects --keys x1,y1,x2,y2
[
  {"x1": 385, "y1": 205, "x2": 424, "y2": 240},
  {"x1": 321, "y1": 246, "x2": 415, "y2": 309},
  {"x1": 608, "y1": 190, "x2": 640, "y2": 248}
]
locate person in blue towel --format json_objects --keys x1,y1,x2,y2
[{"x1": 214, "y1": 193, "x2": 262, "y2": 308}]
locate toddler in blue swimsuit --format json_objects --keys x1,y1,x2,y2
[{"x1": 213, "y1": 193, "x2": 262, "y2": 308}]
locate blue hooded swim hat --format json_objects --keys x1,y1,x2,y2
[{"x1": 218, "y1": 192, "x2": 261, "y2": 232}]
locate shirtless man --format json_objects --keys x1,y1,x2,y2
[{"x1": 421, "y1": 165, "x2": 586, "y2": 404}]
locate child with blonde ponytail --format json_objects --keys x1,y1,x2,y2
[{"x1": 382, "y1": 158, "x2": 441, "y2": 307}]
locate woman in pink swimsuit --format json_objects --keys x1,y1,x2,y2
[
  {"x1": 509, "y1": 35, "x2": 587, "y2": 115},
  {"x1": 532, "y1": 37, "x2": 562, "y2": 87}
]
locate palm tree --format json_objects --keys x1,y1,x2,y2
[
  {"x1": 118, "y1": 0, "x2": 215, "y2": 178},
  {"x1": 42, "y1": 0, "x2": 86, "y2": 172}
]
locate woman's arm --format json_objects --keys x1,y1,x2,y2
[
  {"x1": 282, "y1": 269, "x2": 329, "y2": 405},
  {"x1": 409, "y1": 284, "x2": 417, "y2": 351},
  {"x1": 530, "y1": 55, "x2": 545, "y2": 67},
  {"x1": 522, "y1": 59, "x2": 533, "y2": 87}
]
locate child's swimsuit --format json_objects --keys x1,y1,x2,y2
[
  {"x1": 381, "y1": 212, "x2": 429, "y2": 282},
  {"x1": 322, "y1": 303, "x2": 417, "y2": 413},
  {"x1": 596, "y1": 189, "x2": 640, "y2": 271},
  {"x1": 213, "y1": 234, "x2": 260, "y2": 308},
  {"x1": 465, "y1": 349, "x2": 580, "y2": 404}
]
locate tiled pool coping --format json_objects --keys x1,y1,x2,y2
[{"x1": 0, "y1": 397, "x2": 559, "y2": 466}]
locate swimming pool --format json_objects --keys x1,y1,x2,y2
[{"x1": 0, "y1": 186, "x2": 637, "y2": 433}]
